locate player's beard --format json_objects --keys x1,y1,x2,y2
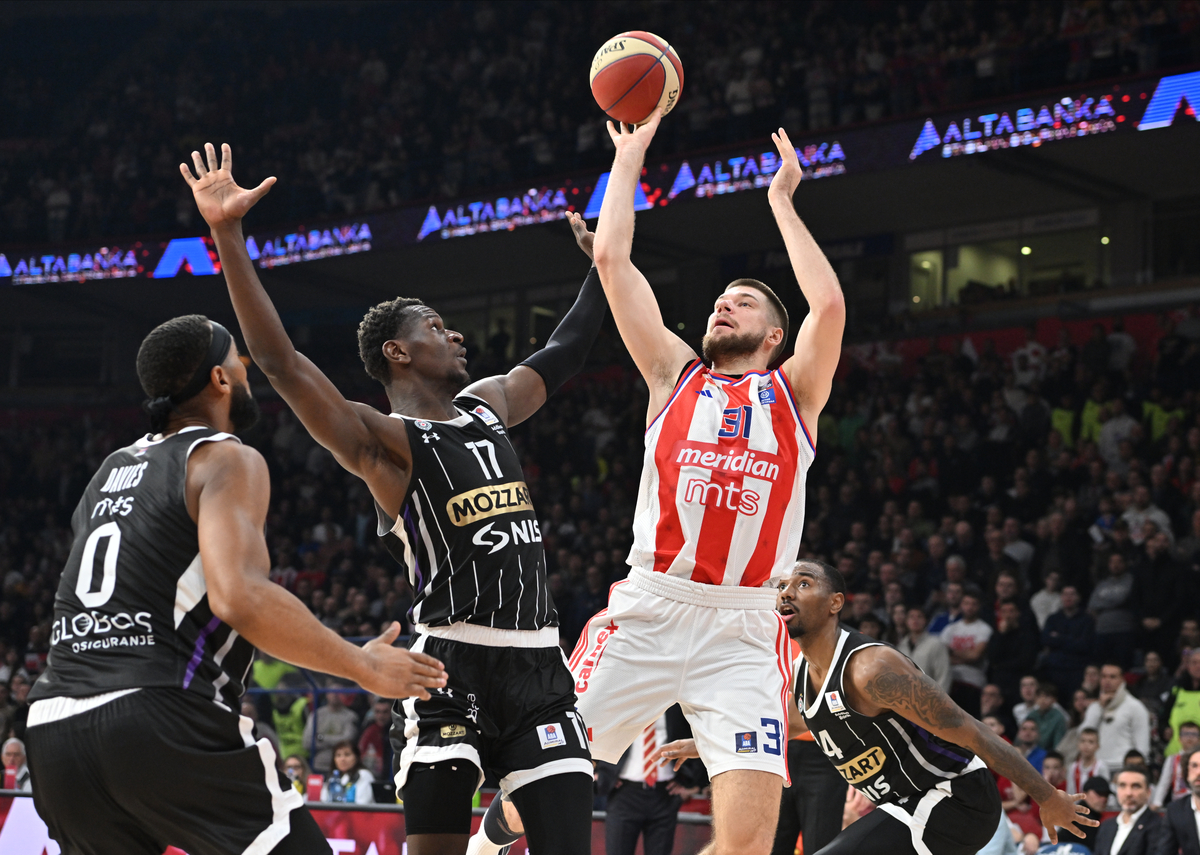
[
  {"x1": 229, "y1": 382, "x2": 261, "y2": 434},
  {"x1": 701, "y1": 326, "x2": 767, "y2": 364}
]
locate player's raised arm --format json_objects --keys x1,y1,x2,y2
[
  {"x1": 189, "y1": 438, "x2": 447, "y2": 700},
  {"x1": 592, "y1": 112, "x2": 696, "y2": 408},
  {"x1": 769, "y1": 128, "x2": 846, "y2": 436},
  {"x1": 850, "y1": 646, "x2": 1098, "y2": 845},
  {"x1": 181, "y1": 144, "x2": 402, "y2": 483},
  {"x1": 464, "y1": 212, "x2": 608, "y2": 427}
]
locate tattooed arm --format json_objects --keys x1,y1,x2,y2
[{"x1": 843, "y1": 646, "x2": 1098, "y2": 845}]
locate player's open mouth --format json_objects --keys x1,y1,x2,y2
[
  {"x1": 778, "y1": 603, "x2": 796, "y2": 621},
  {"x1": 713, "y1": 318, "x2": 734, "y2": 330}
]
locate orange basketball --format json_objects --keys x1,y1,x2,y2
[{"x1": 589, "y1": 31, "x2": 684, "y2": 126}]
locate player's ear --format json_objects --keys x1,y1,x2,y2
[
  {"x1": 830, "y1": 591, "x2": 844, "y2": 616},
  {"x1": 210, "y1": 364, "x2": 233, "y2": 394},
  {"x1": 382, "y1": 339, "x2": 410, "y2": 366}
]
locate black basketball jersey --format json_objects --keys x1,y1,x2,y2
[
  {"x1": 30, "y1": 427, "x2": 254, "y2": 711},
  {"x1": 797, "y1": 628, "x2": 983, "y2": 806},
  {"x1": 377, "y1": 393, "x2": 556, "y2": 631}
]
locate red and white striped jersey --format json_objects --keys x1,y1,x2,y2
[{"x1": 628, "y1": 360, "x2": 815, "y2": 588}]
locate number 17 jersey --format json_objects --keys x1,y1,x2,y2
[{"x1": 30, "y1": 427, "x2": 253, "y2": 711}]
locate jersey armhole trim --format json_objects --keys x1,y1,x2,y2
[
  {"x1": 645, "y1": 359, "x2": 705, "y2": 435},
  {"x1": 181, "y1": 431, "x2": 241, "y2": 510},
  {"x1": 802, "y1": 628, "x2": 850, "y2": 718},
  {"x1": 774, "y1": 369, "x2": 816, "y2": 454}
]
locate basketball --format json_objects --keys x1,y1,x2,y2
[{"x1": 589, "y1": 30, "x2": 684, "y2": 126}]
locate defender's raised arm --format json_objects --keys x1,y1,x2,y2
[
  {"x1": 181, "y1": 143, "x2": 411, "y2": 510},
  {"x1": 592, "y1": 112, "x2": 696, "y2": 411},
  {"x1": 769, "y1": 128, "x2": 846, "y2": 438}
]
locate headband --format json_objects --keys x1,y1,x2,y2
[{"x1": 143, "y1": 322, "x2": 234, "y2": 433}]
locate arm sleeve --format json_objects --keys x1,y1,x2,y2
[{"x1": 518, "y1": 266, "x2": 607, "y2": 396}]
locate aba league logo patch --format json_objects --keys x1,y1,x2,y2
[
  {"x1": 735, "y1": 731, "x2": 758, "y2": 753},
  {"x1": 825, "y1": 691, "x2": 847, "y2": 713},
  {"x1": 472, "y1": 405, "x2": 499, "y2": 426},
  {"x1": 537, "y1": 723, "x2": 567, "y2": 749}
]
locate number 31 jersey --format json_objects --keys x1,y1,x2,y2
[{"x1": 30, "y1": 427, "x2": 254, "y2": 711}]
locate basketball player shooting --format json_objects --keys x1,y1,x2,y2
[
  {"x1": 24, "y1": 315, "x2": 446, "y2": 855},
  {"x1": 657, "y1": 561, "x2": 1098, "y2": 855},
  {"x1": 560, "y1": 111, "x2": 845, "y2": 855},
  {"x1": 182, "y1": 143, "x2": 605, "y2": 855}
]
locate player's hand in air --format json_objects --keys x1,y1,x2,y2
[
  {"x1": 605, "y1": 107, "x2": 664, "y2": 155},
  {"x1": 650, "y1": 738, "x2": 699, "y2": 771},
  {"x1": 768, "y1": 127, "x2": 804, "y2": 201},
  {"x1": 566, "y1": 211, "x2": 595, "y2": 261},
  {"x1": 1037, "y1": 790, "x2": 1099, "y2": 844},
  {"x1": 180, "y1": 142, "x2": 276, "y2": 229},
  {"x1": 354, "y1": 621, "x2": 448, "y2": 701}
]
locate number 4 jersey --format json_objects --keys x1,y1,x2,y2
[
  {"x1": 30, "y1": 427, "x2": 253, "y2": 711},
  {"x1": 798, "y1": 628, "x2": 986, "y2": 806}
]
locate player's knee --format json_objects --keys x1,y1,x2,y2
[
  {"x1": 507, "y1": 772, "x2": 593, "y2": 853},
  {"x1": 401, "y1": 761, "x2": 480, "y2": 836},
  {"x1": 711, "y1": 823, "x2": 776, "y2": 855}
]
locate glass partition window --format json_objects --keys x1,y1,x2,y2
[{"x1": 909, "y1": 250, "x2": 943, "y2": 311}]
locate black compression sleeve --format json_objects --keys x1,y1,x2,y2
[{"x1": 518, "y1": 266, "x2": 606, "y2": 396}]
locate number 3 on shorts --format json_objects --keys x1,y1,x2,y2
[{"x1": 760, "y1": 718, "x2": 781, "y2": 755}]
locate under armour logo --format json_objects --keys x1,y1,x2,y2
[{"x1": 422, "y1": 432, "x2": 440, "y2": 443}]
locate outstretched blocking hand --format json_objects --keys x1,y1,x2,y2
[
  {"x1": 354, "y1": 621, "x2": 448, "y2": 701},
  {"x1": 768, "y1": 127, "x2": 804, "y2": 201},
  {"x1": 566, "y1": 210, "x2": 595, "y2": 261},
  {"x1": 605, "y1": 107, "x2": 664, "y2": 155},
  {"x1": 180, "y1": 142, "x2": 276, "y2": 230}
]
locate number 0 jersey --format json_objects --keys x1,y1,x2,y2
[
  {"x1": 797, "y1": 628, "x2": 985, "y2": 806},
  {"x1": 628, "y1": 360, "x2": 815, "y2": 588},
  {"x1": 30, "y1": 427, "x2": 254, "y2": 711},
  {"x1": 376, "y1": 394, "x2": 556, "y2": 631}
]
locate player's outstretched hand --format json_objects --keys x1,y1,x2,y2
[
  {"x1": 768, "y1": 127, "x2": 804, "y2": 201},
  {"x1": 355, "y1": 621, "x2": 448, "y2": 701},
  {"x1": 605, "y1": 107, "x2": 663, "y2": 154},
  {"x1": 1037, "y1": 791, "x2": 1099, "y2": 844},
  {"x1": 650, "y1": 738, "x2": 699, "y2": 771},
  {"x1": 180, "y1": 142, "x2": 276, "y2": 230},
  {"x1": 566, "y1": 211, "x2": 595, "y2": 260}
]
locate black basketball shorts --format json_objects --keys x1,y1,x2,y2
[
  {"x1": 391, "y1": 633, "x2": 593, "y2": 798},
  {"x1": 25, "y1": 688, "x2": 328, "y2": 855},
  {"x1": 813, "y1": 767, "x2": 1002, "y2": 855}
]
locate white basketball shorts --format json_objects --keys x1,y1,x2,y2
[{"x1": 568, "y1": 566, "x2": 792, "y2": 780}]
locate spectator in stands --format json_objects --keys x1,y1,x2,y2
[
  {"x1": 271, "y1": 676, "x2": 311, "y2": 762},
  {"x1": 1027, "y1": 683, "x2": 1069, "y2": 751},
  {"x1": 321, "y1": 740, "x2": 375, "y2": 804},
  {"x1": 941, "y1": 590, "x2": 992, "y2": 716},
  {"x1": 1012, "y1": 675, "x2": 1040, "y2": 725},
  {"x1": 1134, "y1": 650, "x2": 1173, "y2": 721},
  {"x1": 2, "y1": 737, "x2": 30, "y2": 791},
  {"x1": 7, "y1": 675, "x2": 29, "y2": 740},
  {"x1": 1059, "y1": 690, "x2": 1101, "y2": 764},
  {"x1": 1079, "y1": 777, "x2": 1111, "y2": 853},
  {"x1": 1157, "y1": 750, "x2": 1200, "y2": 855},
  {"x1": 1090, "y1": 553, "x2": 1141, "y2": 668},
  {"x1": 928, "y1": 578, "x2": 965, "y2": 634},
  {"x1": 1092, "y1": 766, "x2": 1161, "y2": 855},
  {"x1": 302, "y1": 684, "x2": 360, "y2": 774},
  {"x1": 1042, "y1": 585, "x2": 1095, "y2": 697},
  {"x1": 987, "y1": 600, "x2": 1039, "y2": 705},
  {"x1": 1154, "y1": 721, "x2": 1200, "y2": 809},
  {"x1": 282, "y1": 754, "x2": 312, "y2": 797},
  {"x1": 1028, "y1": 570, "x2": 1062, "y2": 629},
  {"x1": 898, "y1": 606, "x2": 951, "y2": 691},
  {"x1": 358, "y1": 698, "x2": 392, "y2": 779},
  {"x1": 1015, "y1": 718, "x2": 1047, "y2": 773},
  {"x1": 1084, "y1": 663, "x2": 1152, "y2": 771},
  {"x1": 981, "y1": 683, "x2": 1016, "y2": 739},
  {"x1": 1124, "y1": 485, "x2": 1175, "y2": 545},
  {"x1": 1066, "y1": 728, "x2": 1110, "y2": 794},
  {"x1": 1164, "y1": 651, "x2": 1200, "y2": 756}
]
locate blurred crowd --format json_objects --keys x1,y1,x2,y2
[
  {"x1": 0, "y1": 307, "x2": 1198, "y2": 818},
  {"x1": 3, "y1": 0, "x2": 1198, "y2": 244}
]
